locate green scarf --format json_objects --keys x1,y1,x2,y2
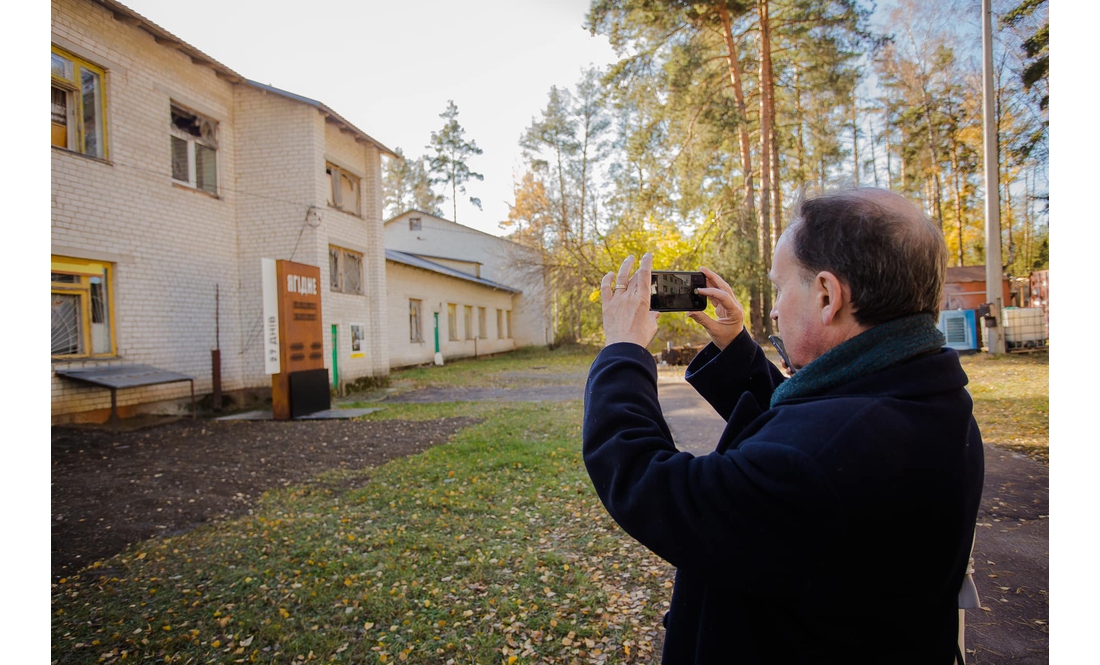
[{"x1": 770, "y1": 313, "x2": 946, "y2": 407}]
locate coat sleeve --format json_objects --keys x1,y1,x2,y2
[
  {"x1": 684, "y1": 327, "x2": 787, "y2": 421},
  {"x1": 582, "y1": 342, "x2": 842, "y2": 590}
]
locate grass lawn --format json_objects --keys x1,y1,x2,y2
[
  {"x1": 51, "y1": 344, "x2": 1048, "y2": 664},
  {"x1": 959, "y1": 351, "x2": 1049, "y2": 462}
]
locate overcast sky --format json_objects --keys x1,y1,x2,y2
[{"x1": 118, "y1": 0, "x2": 619, "y2": 237}]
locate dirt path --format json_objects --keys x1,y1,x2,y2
[{"x1": 50, "y1": 417, "x2": 478, "y2": 581}]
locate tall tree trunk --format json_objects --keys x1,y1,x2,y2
[
  {"x1": 796, "y1": 67, "x2": 806, "y2": 184},
  {"x1": 921, "y1": 96, "x2": 944, "y2": 229},
  {"x1": 719, "y1": 5, "x2": 763, "y2": 339},
  {"x1": 758, "y1": 0, "x2": 775, "y2": 337},
  {"x1": 949, "y1": 135, "x2": 965, "y2": 267},
  {"x1": 770, "y1": 92, "x2": 783, "y2": 240},
  {"x1": 868, "y1": 119, "x2": 880, "y2": 187},
  {"x1": 851, "y1": 96, "x2": 860, "y2": 187},
  {"x1": 883, "y1": 108, "x2": 893, "y2": 189},
  {"x1": 1023, "y1": 169, "x2": 1032, "y2": 270}
]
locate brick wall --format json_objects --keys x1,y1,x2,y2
[
  {"x1": 52, "y1": 0, "x2": 243, "y2": 421},
  {"x1": 51, "y1": 0, "x2": 391, "y2": 422}
]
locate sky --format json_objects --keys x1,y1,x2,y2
[{"x1": 118, "y1": 0, "x2": 620, "y2": 237}]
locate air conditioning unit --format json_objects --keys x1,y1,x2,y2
[
  {"x1": 938, "y1": 310, "x2": 978, "y2": 351},
  {"x1": 1003, "y1": 307, "x2": 1047, "y2": 351}
]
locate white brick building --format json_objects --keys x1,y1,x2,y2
[
  {"x1": 51, "y1": 0, "x2": 393, "y2": 423},
  {"x1": 384, "y1": 211, "x2": 551, "y2": 361}
]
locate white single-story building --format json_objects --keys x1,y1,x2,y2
[{"x1": 383, "y1": 210, "x2": 550, "y2": 365}]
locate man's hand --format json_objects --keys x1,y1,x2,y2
[
  {"x1": 601, "y1": 253, "x2": 659, "y2": 348},
  {"x1": 688, "y1": 267, "x2": 745, "y2": 350}
]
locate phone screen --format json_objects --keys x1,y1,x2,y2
[{"x1": 650, "y1": 271, "x2": 707, "y2": 312}]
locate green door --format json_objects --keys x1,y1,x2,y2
[{"x1": 331, "y1": 325, "x2": 339, "y2": 390}]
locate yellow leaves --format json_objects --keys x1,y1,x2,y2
[
  {"x1": 211, "y1": 640, "x2": 221, "y2": 648},
  {"x1": 363, "y1": 622, "x2": 375, "y2": 630},
  {"x1": 161, "y1": 625, "x2": 171, "y2": 631},
  {"x1": 278, "y1": 607, "x2": 290, "y2": 619},
  {"x1": 136, "y1": 553, "x2": 146, "y2": 560},
  {"x1": 344, "y1": 577, "x2": 354, "y2": 587}
]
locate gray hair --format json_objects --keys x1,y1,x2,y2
[{"x1": 783, "y1": 187, "x2": 947, "y2": 327}]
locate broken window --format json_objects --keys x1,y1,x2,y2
[
  {"x1": 52, "y1": 46, "x2": 106, "y2": 158},
  {"x1": 409, "y1": 217, "x2": 422, "y2": 231},
  {"x1": 328, "y1": 245, "x2": 364, "y2": 295},
  {"x1": 326, "y1": 163, "x2": 361, "y2": 216},
  {"x1": 170, "y1": 103, "x2": 218, "y2": 195}
]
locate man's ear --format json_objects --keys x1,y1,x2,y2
[{"x1": 815, "y1": 271, "x2": 847, "y2": 326}]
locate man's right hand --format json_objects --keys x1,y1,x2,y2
[{"x1": 688, "y1": 267, "x2": 746, "y2": 350}]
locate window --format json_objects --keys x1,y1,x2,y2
[
  {"x1": 447, "y1": 303, "x2": 458, "y2": 341},
  {"x1": 328, "y1": 246, "x2": 363, "y2": 295},
  {"x1": 497, "y1": 309, "x2": 504, "y2": 339},
  {"x1": 170, "y1": 103, "x2": 218, "y2": 195},
  {"x1": 326, "y1": 163, "x2": 361, "y2": 216},
  {"x1": 464, "y1": 306, "x2": 474, "y2": 340},
  {"x1": 52, "y1": 46, "x2": 107, "y2": 159},
  {"x1": 506, "y1": 310, "x2": 513, "y2": 338},
  {"x1": 51, "y1": 256, "x2": 114, "y2": 357},
  {"x1": 409, "y1": 217, "x2": 422, "y2": 231},
  {"x1": 409, "y1": 299, "x2": 423, "y2": 343},
  {"x1": 478, "y1": 307, "x2": 487, "y2": 340},
  {"x1": 350, "y1": 324, "x2": 366, "y2": 359}
]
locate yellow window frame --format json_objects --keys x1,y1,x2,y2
[
  {"x1": 51, "y1": 255, "x2": 117, "y2": 358},
  {"x1": 51, "y1": 45, "x2": 109, "y2": 159}
]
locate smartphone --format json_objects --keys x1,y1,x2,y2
[
  {"x1": 768, "y1": 335, "x2": 793, "y2": 372},
  {"x1": 650, "y1": 271, "x2": 708, "y2": 312}
]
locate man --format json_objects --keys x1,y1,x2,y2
[{"x1": 583, "y1": 187, "x2": 984, "y2": 664}]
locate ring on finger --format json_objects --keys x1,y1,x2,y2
[{"x1": 613, "y1": 284, "x2": 627, "y2": 291}]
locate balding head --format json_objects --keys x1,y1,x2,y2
[{"x1": 782, "y1": 187, "x2": 948, "y2": 327}]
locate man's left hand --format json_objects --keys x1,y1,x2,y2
[{"x1": 601, "y1": 253, "x2": 659, "y2": 348}]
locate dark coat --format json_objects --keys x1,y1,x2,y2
[{"x1": 582, "y1": 329, "x2": 984, "y2": 664}]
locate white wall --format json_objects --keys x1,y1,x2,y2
[
  {"x1": 385, "y1": 261, "x2": 517, "y2": 368},
  {"x1": 51, "y1": 0, "x2": 392, "y2": 421},
  {"x1": 384, "y1": 211, "x2": 550, "y2": 347}
]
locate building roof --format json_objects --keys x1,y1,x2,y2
[
  {"x1": 385, "y1": 250, "x2": 521, "y2": 294},
  {"x1": 947, "y1": 266, "x2": 999, "y2": 283},
  {"x1": 89, "y1": 0, "x2": 394, "y2": 156},
  {"x1": 245, "y1": 80, "x2": 395, "y2": 156},
  {"x1": 384, "y1": 209, "x2": 534, "y2": 251}
]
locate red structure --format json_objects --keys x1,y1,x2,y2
[{"x1": 941, "y1": 266, "x2": 1011, "y2": 312}]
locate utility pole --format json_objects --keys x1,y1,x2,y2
[{"x1": 981, "y1": 0, "x2": 1005, "y2": 354}]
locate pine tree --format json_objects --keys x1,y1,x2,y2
[{"x1": 427, "y1": 100, "x2": 484, "y2": 223}]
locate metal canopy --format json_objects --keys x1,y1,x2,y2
[
  {"x1": 55, "y1": 364, "x2": 196, "y2": 427},
  {"x1": 55, "y1": 365, "x2": 193, "y2": 389}
]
